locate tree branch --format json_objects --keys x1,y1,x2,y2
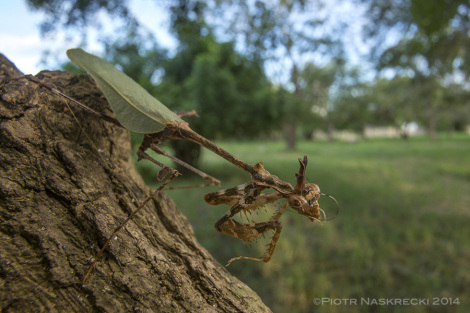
[{"x1": 0, "y1": 54, "x2": 271, "y2": 313}]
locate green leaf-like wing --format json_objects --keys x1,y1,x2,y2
[{"x1": 66, "y1": 48, "x2": 182, "y2": 133}]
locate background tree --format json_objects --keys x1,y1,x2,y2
[
  {"x1": 361, "y1": 0, "x2": 470, "y2": 138},
  {"x1": 155, "y1": 0, "x2": 280, "y2": 169},
  {"x1": 328, "y1": 66, "x2": 368, "y2": 136},
  {"x1": 26, "y1": 0, "x2": 470, "y2": 139},
  {"x1": 210, "y1": 0, "x2": 344, "y2": 148},
  {"x1": 293, "y1": 61, "x2": 338, "y2": 139},
  {"x1": 345, "y1": 75, "x2": 418, "y2": 136},
  {"x1": 36, "y1": 0, "x2": 281, "y2": 170}
]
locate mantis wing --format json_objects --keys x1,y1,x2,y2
[{"x1": 66, "y1": 48, "x2": 182, "y2": 133}]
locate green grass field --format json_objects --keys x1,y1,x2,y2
[{"x1": 136, "y1": 134, "x2": 470, "y2": 313}]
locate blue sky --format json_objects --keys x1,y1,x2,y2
[
  {"x1": 0, "y1": 0, "x2": 176, "y2": 74},
  {"x1": 0, "y1": 0, "x2": 374, "y2": 82},
  {"x1": 0, "y1": 1, "x2": 48, "y2": 74}
]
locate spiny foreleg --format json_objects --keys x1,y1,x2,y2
[
  {"x1": 222, "y1": 219, "x2": 282, "y2": 266},
  {"x1": 214, "y1": 186, "x2": 288, "y2": 266},
  {"x1": 207, "y1": 183, "x2": 282, "y2": 222},
  {"x1": 205, "y1": 182, "x2": 259, "y2": 206},
  {"x1": 214, "y1": 185, "x2": 260, "y2": 231},
  {"x1": 223, "y1": 201, "x2": 289, "y2": 266}
]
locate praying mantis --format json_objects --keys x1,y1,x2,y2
[{"x1": 28, "y1": 48, "x2": 339, "y2": 283}]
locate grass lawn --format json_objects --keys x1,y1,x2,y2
[{"x1": 136, "y1": 134, "x2": 470, "y2": 313}]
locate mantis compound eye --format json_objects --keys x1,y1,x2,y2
[
  {"x1": 288, "y1": 194, "x2": 319, "y2": 218},
  {"x1": 303, "y1": 183, "x2": 320, "y2": 202}
]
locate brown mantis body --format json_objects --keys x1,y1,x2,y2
[
  {"x1": 19, "y1": 72, "x2": 338, "y2": 283},
  {"x1": 205, "y1": 155, "x2": 326, "y2": 265},
  {"x1": 139, "y1": 121, "x2": 336, "y2": 266}
]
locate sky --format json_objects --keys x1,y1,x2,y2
[
  {"x1": 0, "y1": 0, "x2": 375, "y2": 81},
  {"x1": 0, "y1": 0, "x2": 176, "y2": 75},
  {"x1": 0, "y1": 1, "x2": 48, "y2": 74}
]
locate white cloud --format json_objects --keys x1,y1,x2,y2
[
  {"x1": 0, "y1": 1, "x2": 46, "y2": 74},
  {"x1": 0, "y1": 34, "x2": 44, "y2": 74},
  {"x1": 0, "y1": 0, "x2": 177, "y2": 74}
]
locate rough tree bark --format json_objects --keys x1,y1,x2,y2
[{"x1": 0, "y1": 54, "x2": 272, "y2": 313}]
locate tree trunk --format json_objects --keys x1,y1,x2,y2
[
  {"x1": 0, "y1": 54, "x2": 271, "y2": 313},
  {"x1": 425, "y1": 96, "x2": 437, "y2": 139},
  {"x1": 283, "y1": 123, "x2": 296, "y2": 150},
  {"x1": 327, "y1": 119, "x2": 335, "y2": 142}
]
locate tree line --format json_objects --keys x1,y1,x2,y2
[{"x1": 28, "y1": 0, "x2": 470, "y2": 150}]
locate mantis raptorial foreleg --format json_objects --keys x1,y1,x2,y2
[
  {"x1": 209, "y1": 183, "x2": 290, "y2": 266},
  {"x1": 220, "y1": 218, "x2": 283, "y2": 263},
  {"x1": 203, "y1": 156, "x2": 341, "y2": 266},
  {"x1": 217, "y1": 200, "x2": 290, "y2": 266},
  {"x1": 213, "y1": 185, "x2": 261, "y2": 230}
]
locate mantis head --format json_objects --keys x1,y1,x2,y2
[
  {"x1": 288, "y1": 183, "x2": 322, "y2": 221},
  {"x1": 287, "y1": 155, "x2": 330, "y2": 222}
]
